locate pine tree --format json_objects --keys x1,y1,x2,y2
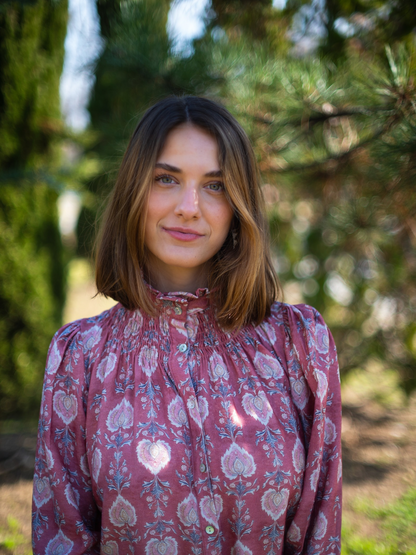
[{"x1": 207, "y1": 3, "x2": 416, "y2": 391}]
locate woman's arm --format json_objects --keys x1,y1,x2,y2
[
  {"x1": 32, "y1": 323, "x2": 101, "y2": 555},
  {"x1": 272, "y1": 303, "x2": 342, "y2": 554}
]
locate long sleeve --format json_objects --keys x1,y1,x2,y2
[
  {"x1": 275, "y1": 304, "x2": 342, "y2": 555},
  {"x1": 32, "y1": 322, "x2": 100, "y2": 555}
]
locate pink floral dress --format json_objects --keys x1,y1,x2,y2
[{"x1": 32, "y1": 288, "x2": 342, "y2": 555}]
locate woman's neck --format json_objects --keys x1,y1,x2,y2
[{"x1": 146, "y1": 259, "x2": 210, "y2": 294}]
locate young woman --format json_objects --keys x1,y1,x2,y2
[{"x1": 32, "y1": 96, "x2": 342, "y2": 555}]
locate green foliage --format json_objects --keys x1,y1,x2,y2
[
  {"x1": 207, "y1": 38, "x2": 416, "y2": 390},
  {"x1": 342, "y1": 487, "x2": 416, "y2": 554},
  {"x1": 0, "y1": 183, "x2": 65, "y2": 419},
  {"x1": 0, "y1": 0, "x2": 68, "y2": 168},
  {"x1": 0, "y1": 516, "x2": 31, "y2": 555},
  {"x1": 0, "y1": 0, "x2": 68, "y2": 420},
  {"x1": 89, "y1": 0, "x2": 215, "y2": 161}
]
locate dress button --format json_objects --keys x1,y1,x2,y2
[
  {"x1": 200, "y1": 463, "x2": 207, "y2": 473},
  {"x1": 178, "y1": 343, "x2": 187, "y2": 353},
  {"x1": 174, "y1": 305, "x2": 182, "y2": 315},
  {"x1": 205, "y1": 525, "x2": 215, "y2": 535}
]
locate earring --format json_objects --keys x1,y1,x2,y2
[{"x1": 232, "y1": 229, "x2": 238, "y2": 249}]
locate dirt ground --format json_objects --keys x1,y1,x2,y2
[{"x1": 1, "y1": 263, "x2": 415, "y2": 553}]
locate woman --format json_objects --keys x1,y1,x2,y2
[{"x1": 32, "y1": 96, "x2": 342, "y2": 555}]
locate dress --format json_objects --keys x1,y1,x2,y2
[{"x1": 32, "y1": 287, "x2": 342, "y2": 555}]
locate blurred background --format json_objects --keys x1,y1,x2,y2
[{"x1": 0, "y1": 0, "x2": 415, "y2": 553}]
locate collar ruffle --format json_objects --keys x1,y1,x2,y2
[{"x1": 145, "y1": 281, "x2": 211, "y2": 308}]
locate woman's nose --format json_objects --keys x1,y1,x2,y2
[{"x1": 174, "y1": 184, "x2": 201, "y2": 219}]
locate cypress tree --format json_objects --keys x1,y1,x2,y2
[{"x1": 0, "y1": 0, "x2": 68, "y2": 419}]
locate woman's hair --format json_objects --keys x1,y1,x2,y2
[{"x1": 95, "y1": 95, "x2": 280, "y2": 329}]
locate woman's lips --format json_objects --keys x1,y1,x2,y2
[{"x1": 163, "y1": 227, "x2": 204, "y2": 242}]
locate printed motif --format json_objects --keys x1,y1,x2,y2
[
  {"x1": 261, "y1": 488, "x2": 289, "y2": 520},
  {"x1": 231, "y1": 540, "x2": 253, "y2": 554},
  {"x1": 312, "y1": 511, "x2": 328, "y2": 540},
  {"x1": 53, "y1": 391, "x2": 77, "y2": 425},
  {"x1": 97, "y1": 353, "x2": 117, "y2": 382},
  {"x1": 145, "y1": 537, "x2": 178, "y2": 555},
  {"x1": 290, "y1": 376, "x2": 309, "y2": 410},
  {"x1": 242, "y1": 391, "x2": 272, "y2": 425},
  {"x1": 32, "y1": 294, "x2": 342, "y2": 555},
  {"x1": 177, "y1": 494, "x2": 199, "y2": 526},
  {"x1": 167, "y1": 396, "x2": 188, "y2": 427},
  {"x1": 64, "y1": 483, "x2": 80, "y2": 509},
  {"x1": 91, "y1": 448, "x2": 102, "y2": 483},
  {"x1": 136, "y1": 439, "x2": 171, "y2": 474},
  {"x1": 45, "y1": 531, "x2": 73, "y2": 555},
  {"x1": 200, "y1": 494, "x2": 223, "y2": 526},
  {"x1": 46, "y1": 341, "x2": 61, "y2": 375},
  {"x1": 292, "y1": 438, "x2": 306, "y2": 474},
  {"x1": 287, "y1": 522, "x2": 301, "y2": 543},
  {"x1": 82, "y1": 325, "x2": 102, "y2": 351},
  {"x1": 101, "y1": 540, "x2": 119, "y2": 555},
  {"x1": 221, "y1": 444, "x2": 256, "y2": 479},
  {"x1": 109, "y1": 495, "x2": 137, "y2": 527},
  {"x1": 209, "y1": 351, "x2": 229, "y2": 381},
  {"x1": 138, "y1": 345, "x2": 158, "y2": 376},
  {"x1": 315, "y1": 323, "x2": 330, "y2": 354},
  {"x1": 106, "y1": 399, "x2": 134, "y2": 432},
  {"x1": 254, "y1": 349, "x2": 284, "y2": 380},
  {"x1": 33, "y1": 476, "x2": 52, "y2": 508}
]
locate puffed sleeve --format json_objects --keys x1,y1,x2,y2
[
  {"x1": 32, "y1": 321, "x2": 101, "y2": 555},
  {"x1": 274, "y1": 303, "x2": 342, "y2": 555}
]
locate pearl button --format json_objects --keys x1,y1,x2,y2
[
  {"x1": 200, "y1": 463, "x2": 207, "y2": 473},
  {"x1": 178, "y1": 343, "x2": 187, "y2": 353},
  {"x1": 174, "y1": 306, "x2": 182, "y2": 315},
  {"x1": 205, "y1": 525, "x2": 215, "y2": 535}
]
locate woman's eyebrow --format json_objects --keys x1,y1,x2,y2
[
  {"x1": 204, "y1": 170, "x2": 222, "y2": 178},
  {"x1": 155, "y1": 162, "x2": 181, "y2": 172},
  {"x1": 155, "y1": 163, "x2": 222, "y2": 178}
]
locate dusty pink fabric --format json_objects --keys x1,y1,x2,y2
[{"x1": 32, "y1": 289, "x2": 342, "y2": 555}]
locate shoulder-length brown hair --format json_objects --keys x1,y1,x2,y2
[{"x1": 96, "y1": 95, "x2": 280, "y2": 329}]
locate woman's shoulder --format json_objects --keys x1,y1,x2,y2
[
  {"x1": 266, "y1": 300, "x2": 327, "y2": 332},
  {"x1": 46, "y1": 304, "x2": 126, "y2": 369},
  {"x1": 258, "y1": 301, "x2": 335, "y2": 359}
]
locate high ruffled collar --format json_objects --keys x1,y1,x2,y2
[{"x1": 145, "y1": 281, "x2": 211, "y2": 307}]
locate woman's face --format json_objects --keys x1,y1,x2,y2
[{"x1": 144, "y1": 123, "x2": 234, "y2": 292}]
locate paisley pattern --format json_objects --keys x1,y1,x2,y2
[
  {"x1": 109, "y1": 495, "x2": 137, "y2": 527},
  {"x1": 145, "y1": 537, "x2": 178, "y2": 555},
  {"x1": 200, "y1": 494, "x2": 223, "y2": 526},
  {"x1": 242, "y1": 390, "x2": 272, "y2": 425},
  {"x1": 33, "y1": 475, "x2": 52, "y2": 508},
  {"x1": 221, "y1": 443, "x2": 256, "y2": 479},
  {"x1": 52, "y1": 391, "x2": 77, "y2": 425},
  {"x1": 97, "y1": 352, "x2": 117, "y2": 382},
  {"x1": 177, "y1": 493, "x2": 199, "y2": 526},
  {"x1": 106, "y1": 399, "x2": 134, "y2": 432},
  {"x1": 261, "y1": 488, "x2": 290, "y2": 520},
  {"x1": 33, "y1": 292, "x2": 342, "y2": 555},
  {"x1": 45, "y1": 531, "x2": 73, "y2": 555},
  {"x1": 136, "y1": 439, "x2": 171, "y2": 474}
]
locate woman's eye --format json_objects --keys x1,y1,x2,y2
[
  {"x1": 207, "y1": 182, "x2": 224, "y2": 192},
  {"x1": 155, "y1": 174, "x2": 175, "y2": 184}
]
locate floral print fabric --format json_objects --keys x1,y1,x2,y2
[{"x1": 32, "y1": 288, "x2": 342, "y2": 555}]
